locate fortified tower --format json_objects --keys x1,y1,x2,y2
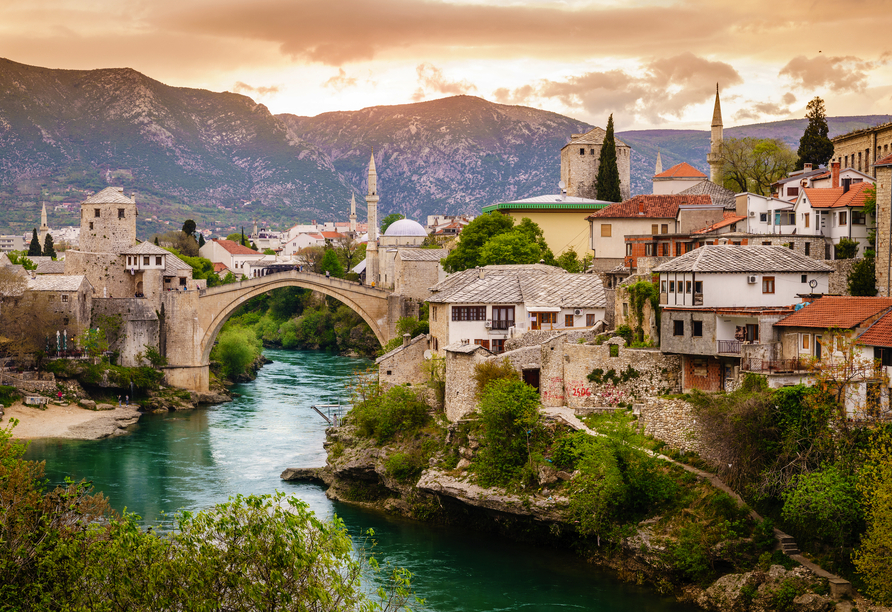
[
  {"x1": 79, "y1": 187, "x2": 137, "y2": 253},
  {"x1": 707, "y1": 84, "x2": 724, "y2": 185},
  {"x1": 365, "y1": 152, "x2": 380, "y2": 285}
]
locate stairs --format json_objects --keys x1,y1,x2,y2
[{"x1": 778, "y1": 534, "x2": 800, "y2": 555}]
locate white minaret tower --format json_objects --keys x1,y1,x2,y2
[
  {"x1": 349, "y1": 193, "x2": 357, "y2": 234},
  {"x1": 38, "y1": 202, "x2": 50, "y2": 246},
  {"x1": 365, "y1": 151, "x2": 380, "y2": 286},
  {"x1": 707, "y1": 83, "x2": 724, "y2": 185},
  {"x1": 655, "y1": 149, "x2": 663, "y2": 176}
]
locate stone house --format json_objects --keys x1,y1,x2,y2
[
  {"x1": 391, "y1": 249, "x2": 447, "y2": 302},
  {"x1": 376, "y1": 333, "x2": 430, "y2": 388},
  {"x1": 655, "y1": 245, "x2": 832, "y2": 391},
  {"x1": 24, "y1": 274, "x2": 93, "y2": 336},
  {"x1": 560, "y1": 126, "x2": 632, "y2": 201},
  {"x1": 443, "y1": 342, "x2": 492, "y2": 422},
  {"x1": 831, "y1": 122, "x2": 892, "y2": 178},
  {"x1": 792, "y1": 179, "x2": 874, "y2": 258},
  {"x1": 199, "y1": 239, "x2": 264, "y2": 277},
  {"x1": 427, "y1": 264, "x2": 606, "y2": 356},
  {"x1": 874, "y1": 153, "x2": 892, "y2": 296}
]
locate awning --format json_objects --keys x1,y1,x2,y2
[{"x1": 526, "y1": 306, "x2": 561, "y2": 313}]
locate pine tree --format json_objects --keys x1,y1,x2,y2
[
  {"x1": 797, "y1": 97, "x2": 834, "y2": 170},
  {"x1": 182, "y1": 219, "x2": 196, "y2": 236},
  {"x1": 27, "y1": 229, "x2": 41, "y2": 257},
  {"x1": 596, "y1": 114, "x2": 622, "y2": 202},
  {"x1": 198, "y1": 234, "x2": 206, "y2": 248},
  {"x1": 154, "y1": 237, "x2": 160, "y2": 246},
  {"x1": 42, "y1": 234, "x2": 56, "y2": 259}
]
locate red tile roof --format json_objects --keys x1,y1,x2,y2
[
  {"x1": 802, "y1": 182, "x2": 871, "y2": 209},
  {"x1": 858, "y1": 310, "x2": 892, "y2": 347},
  {"x1": 213, "y1": 262, "x2": 229, "y2": 272},
  {"x1": 320, "y1": 231, "x2": 343, "y2": 239},
  {"x1": 693, "y1": 212, "x2": 746, "y2": 234},
  {"x1": 214, "y1": 239, "x2": 260, "y2": 255},
  {"x1": 874, "y1": 152, "x2": 892, "y2": 167},
  {"x1": 586, "y1": 194, "x2": 714, "y2": 220},
  {"x1": 653, "y1": 162, "x2": 707, "y2": 179},
  {"x1": 775, "y1": 296, "x2": 892, "y2": 330}
]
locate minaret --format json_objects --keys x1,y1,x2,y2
[
  {"x1": 655, "y1": 149, "x2": 663, "y2": 175},
  {"x1": 349, "y1": 193, "x2": 357, "y2": 234},
  {"x1": 707, "y1": 83, "x2": 724, "y2": 184},
  {"x1": 38, "y1": 202, "x2": 50, "y2": 245},
  {"x1": 365, "y1": 151, "x2": 380, "y2": 286}
]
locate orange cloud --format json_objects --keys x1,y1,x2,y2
[{"x1": 779, "y1": 54, "x2": 884, "y2": 93}]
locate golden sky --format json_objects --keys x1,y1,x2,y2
[{"x1": 1, "y1": 0, "x2": 890, "y2": 129}]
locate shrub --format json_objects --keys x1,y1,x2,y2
[
  {"x1": 211, "y1": 327, "x2": 261, "y2": 381},
  {"x1": 385, "y1": 452, "x2": 424, "y2": 483},
  {"x1": 551, "y1": 430, "x2": 597, "y2": 471},
  {"x1": 0, "y1": 386, "x2": 18, "y2": 408},
  {"x1": 781, "y1": 464, "x2": 862, "y2": 549},
  {"x1": 350, "y1": 386, "x2": 430, "y2": 443},
  {"x1": 472, "y1": 358, "x2": 519, "y2": 397},
  {"x1": 834, "y1": 237, "x2": 859, "y2": 259}
]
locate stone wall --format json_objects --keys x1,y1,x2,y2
[
  {"x1": 378, "y1": 334, "x2": 430, "y2": 388},
  {"x1": 637, "y1": 397, "x2": 702, "y2": 453},
  {"x1": 0, "y1": 371, "x2": 57, "y2": 393},
  {"x1": 827, "y1": 258, "x2": 859, "y2": 295},
  {"x1": 493, "y1": 345, "x2": 540, "y2": 371},
  {"x1": 444, "y1": 347, "x2": 490, "y2": 421},
  {"x1": 614, "y1": 274, "x2": 660, "y2": 343},
  {"x1": 876, "y1": 166, "x2": 892, "y2": 296},
  {"x1": 92, "y1": 298, "x2": 160, "y2": 367},
  {"x1": 504, "y1": 328, "x2": 598, "y2": 352},
  {"x1": 65, "y1": 251, "x2": 134, "y2": 300},
  {"x1": 561, "y1": 134, "x2": 631, "y2": 201}
]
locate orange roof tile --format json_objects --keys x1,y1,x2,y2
[
  {"x1": 875, "y1": 152, "x2": 892, "y2": 167},
  {"x1": 586, "y1": 194, "x2": 714, "y2": 220},
  {"x1": 320, "y1": 231, "x2": 343, "y2": 239},
  {"x1": 858, "y1": 310, "x2": 892, "y2": 347},
  {"x1": 692, "y1": 213, "x2": 746, "y2": 234},
  {"x1": 653, "y1": 162, "x2": 707, "y2": 179},
  {"x1": 803, "y1": 182, "x2": 871, "y2": 209},
  {"x1": 214, "y1": 239, "x2": 260, "y2": 255},
  {"x1": 213, "y1": 262, "x2": 229, "y2": 272},
  {"x1": 775, "y1": 296, "x2": 892, "y2": 330}
]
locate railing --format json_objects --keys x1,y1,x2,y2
[
  {"x1": 717, "y1": 340, "x2": 741, "y2": 354},
  {"x1": 741, "y1": 358, "x2": 807, "y2": 373},
  {"x1": 489, "y1": 319, "x2": 515, "y2": 330}
]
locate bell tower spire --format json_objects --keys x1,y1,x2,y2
[{"x1": 707, "y1": 83, "x2": 724, "y2": 185}]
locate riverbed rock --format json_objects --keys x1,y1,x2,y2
[
  {"x1": 792, "y1": 593, "x2": 835, "y2": 612},
  {"x1": 280, "y1": 467, "x2": 332, "y2": 485},
  {"x1": 78, "y1": 399, "x2": 96, "y2": 410},
  {"x1": 556, "y1": 470, "x2": 574, "y2": 481},
  {"x1": 456, "y1": 458, "x2": 471, "y2": 470},
  {"x1": 459, "y1": 446, "x2": 473, "y2": 460},
  {"x1": 537, "y1": 464, "x2": 559, "y2": 485},
  {"x1": 95, "y1": 403, "x2": 115, "y2": 411},
  {"x1": 700, "y1": 571, "x2": 763, "y2": 612},
  {"x1": 192, "y1": 390, "x2": 231, "y2": 405}
]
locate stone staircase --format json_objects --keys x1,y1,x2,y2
[{"x1": 778, "y1": 534, "x2": 800, "y2": 555}]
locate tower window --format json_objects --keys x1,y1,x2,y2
[
  {"x1": 94, "y1": 208, "x2": 100, "y2": 218},
  {"x1": 118, "y1": 208, "x2": 125, "y2": 219},
  {"x1": 89, "y1": 222, "x2": 93, "y2": 230},
  {"x1": 579, "y1": 148, "x2": 585, "y2": 155},
  {"x1": 590, "y1": 148, "x2": 595, "y2": 155}
]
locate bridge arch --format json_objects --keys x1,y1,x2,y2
[{"x1": 197, "y1": 272, "x2": 392, "y2": 365}]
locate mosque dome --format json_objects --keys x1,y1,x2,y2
[{"x1": 383, "y1": 218, "x2": 427, "y2": 237}]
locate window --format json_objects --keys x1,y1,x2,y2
[
  {"x1": 625, "y1": 243, "x2": 633, "y2": 256},
  {"x1": 651, "y1": 224, "x2": 659, "y2": 234},
  {"x1": 645, "y1": 244, "x2": 654, "y2": 256},
  {"x1": 118, "y1": 208, "x2": 125, "y2": 219},
  {"x1": 788, "y1": 186, "x2": 799, "y2": 197},
  {"x1": 63, "y1": 317, "x2": 69, "y2": 326},
  {"x1": 839, "y1": 211, "x2": 847, "y2": 225},
  {"x1": 89, "y1": 222, "x2": 94, "y2": 230},
  {"x1": 580, "y1": 148, "x2": 585, "y2": 155},
  {"x1": 155, "y1": 256, "x2": 162, "y2": 266},
  {"x1": 801, "y1": 274, "x2": 808, "y2": 283},
  {"x1": 694, "y1": 280, "x2": 702, "y2": 294},
  {"x1": 565, "y1": 314, "x2": 574, "y2": 327},
  {"x1": 61, "y1": 294, "x2": 69, "y2": 303},
  {"x1": 661, "y1": 224, "x2": 669, "y2": 234},
  {"x1": 801, "y1": 334, "x2": 810, "y2": 350},
  {"x1": 661, "y1": 243, "x2": 670, "y2": 256},
  {"x1": 803, "y1": 213, "x2": 810, "y2": 228},
  {"x1": 474, "y1": 339, "x2": 490, "y2": 350},
  {"x1": 143, "y1": 256, "x2": 150, "y2": 265},
  {"x1": 431, "y1": 306, "x2": 437, "y2": 322},
  {"x1": 586, "y1": 313, "x2": 596, "y2": 326},
  {"x1": 623, "y1": 302, "x2": 628, "y2": 317},
  {"x1": 661, "y1": 280, "x2": 667, "y2": 292},
  {"x1": 540, "y1": 312, "x2": 557, "y2": 324},
  {"x1": 804, "y1": 242, "x2": 811, "y2": 256},
  {"x1": 673, "y1": 320, "x2": 684, "y2": 336},
  {"x1": 762, "y1": 276, "x2": 775, "y2": 294},
  {"x1": 853, "y1": 211, "x2": 866, "y2": 225},
  {"x1": 601, "y1": 224, "x2": 612, "y2": 237},
  {"x1": 745, "y1": 324, "x2": 759, "y2": 342},
  {"x1": 491, "y1": 339, "x2": 505, "y2": 354},
  {"x1": 669, "y1": 281, "x2": 675, "y2": 293},
  {"x1": 759, "y1": 213, "x2": 767, "y2": 222},
  {"x1": 492, "y1": 306, "x2": 515, "y2": 329},
  {"x1": 762, "y1": 241, "x2": 772, "y2": 246},
  {"x1": 692, "y1": 321, "x2": 703, "y2": 337},
  {"x1": 452, "y1": 306, "x2": 486, "y2": 321},
  {"x1": 432, "y1": 337, "x2": 438, "y2": 351},
  {"x1": 876, "y1": 347, "x2": 892, "y2": 367},
  {"x1": 590, "y1": 148, "x2": 595, "y2": 155},
  {"x1": 686, "y1": 281, "x2": 692, "y2": 293},
  {"x1": 94, "y1": 208, "x2": 100, "y2": 218}
]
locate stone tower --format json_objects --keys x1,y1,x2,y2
[
  {"x1": 38, "y1": 202, "x2": 50, "y2": 246},
  {"x1": 876, "y1": 159, "x2": 892, "y2": 295},
  {"x1": 655, "y1": 150, "x2": 663, "y2": 176},
  {"x1": 365, "y1": 152, "x2": 380, "y2": 286},
  {"x1": 707, "y1": 84, "x2": 724, "y2": 184},
  {"x1": 560, "y1": 126, "x2": 632, "y2": 201},
  {"x1": 78, "y1": 186, "x2": 137, "y2": 253},
  {"x1": 349, "y1": 192, "x2": 357, "y2": 234}
]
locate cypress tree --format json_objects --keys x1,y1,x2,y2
[
  {"x1": 27, "y1": 229, "x2": 41, "y2": 257},
  {"x1": 42, "y1": 234, "x2": 56, "y2": 259},
  {"x1": 596, "y1": 114, "x2": 622, "y2": 202},
  {"x1": 797, "y1": 97, "x2": 834, "y2": 170},
  {"x1": 198, "y1": 234, "x2": 206, "y2": 248},
  {"x1": 154, "y1": 237, "x2": 160, "y2": 246}
]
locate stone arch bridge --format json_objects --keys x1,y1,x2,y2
[{"x1": 161, "y1": 270, "x2": 410, "y2": 392}]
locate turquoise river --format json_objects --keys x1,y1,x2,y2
[{"x1": 26, "y1": 349, "x2": 696, "y2": 612}]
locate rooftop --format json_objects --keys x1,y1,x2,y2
[
  {"x1": 859, "y1": 309, "x2": 892, "y2": 347},
  {"x1": 384, "y1": 219, "x2": 427, "y2": 237},
  {"x1": 562, "y1": 126, "x2": 629, "y2": 149},
  {"x1": 430, "y1": 263, "x2": 564, "y2": 294},
  {"x1": 119, "y1": 241, "x2": 170, "y2": 256},
  {"x1": 653, "y1": 245, "x2": 833, "y2": 274},
  {"x1": 482, "y1": 194, "x2": 612, "y2": 213},
  {"x1": 692, "y1": 212, "x2": 746, "y2": 234},
  {"x1": 27, "y1": 275, "x2": 88, "y2": 292},
  {"x1": 82, "y1": 186, "x2": 135, "y2": 205},
  {"x1": 775, "y1": 296, "x2": 892, "y2": 330},
  {"x1": 212, "y1": 239, "x2": 261, "y2": 256},
  {"x1": 801, "y1": 182, "x2": 871, "y2": 209},
  {"x1": 396, "y1": 248, "x2": 448, "y2": 262},
  {"x1": 653, "y1": 162, "x2": 706, "y2": 179},
  {"x1": 586, "y1": 194, "x2": 714, "y2": 220},
  {"x1": 677, "y1": 180, "x2": 738, "y2": 209}
]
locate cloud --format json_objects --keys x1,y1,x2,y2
[
  {"x1": 779, "y1": 54, "x2": 881, "y2": 93},
  {"x1": 782, "y1": 92, "x2": 797, "y2": 105},
  {"x1": 323, "y1": 68, "x2": 358, "y2": 91},
  {"x1": 504, "y1": 52, "x2": 742, "y2": 124},
  {"x1": 733, "y1": 92, "x2": 799, "y2": 121},
  {"x1": 411, "y1": 63, "x2": 476, "y2": 101},
  {"x1": 232, "y1": 81, "x2": 280, "y2": 96}
]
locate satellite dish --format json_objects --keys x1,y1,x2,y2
[
  {"x1": 423, "y1": 350, "x2": 432, "y2": 360},
  {"x1": 809, "y1": 279, "x2": 818, "y2": 289},
  {"x1": 558, "y1": 180, "x2": 566, "y2": 190}
]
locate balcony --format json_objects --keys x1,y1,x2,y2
[
  {"x1": 741, "y1": 358, "x2": 807, "y2": 373},
  {"x1": 717, "y1": 340, "x2": 741, "y2": 354},
  {"x1": 488, "y1": 319, "x2": 515, "y2": 331}
]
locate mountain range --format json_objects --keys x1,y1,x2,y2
[{"x1": 0, "y1": 57, "x2": 888, "y2": 237}]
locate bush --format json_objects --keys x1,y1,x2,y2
[
  {"x1": 211, "y1": 327, "x2": 262, "y2": 381},
  {"x1": 781, "y1": 464, "x2": 862, "y2": 548},
  {"x1": 834, "y1": 237, "x2": 859, "y2": 259},
  {"x1": 350, "y1": 386, "x2": 430, "y2": 443},
  {"x1": 472, "y1": 358, "x2": 519, "y2": 397},
  {"x1": 0, "y1": 386, "x2": 18, "y2": 408},
  {"x1": 385, "y1": 452, "x2": 425, "y2": 483}
]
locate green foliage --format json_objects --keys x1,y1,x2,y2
[
  {"x1": 834, "y1": 237, "x2": 859, "y2": 260},
  {"x1": 27, "y1": 228, "x2": 41, "y2": 257},
  {"x1": 625, "y1": 280, "x2": 660, "y2": 343},
  {"x1": 42, "y1": 233, "x2": 56, "y2": 258},
  {"x1": 0, "y1": 386, "x2": 19, "y2": 408},
  {"x1": 350, "y1": 385, "x2": 431, "y2": 443},
  {"x1": 478, "y1": 231, "x2": 542, "y2": 266},
  {"x1": 721, "y1": 137, "x2": 797, "y2": 196},
  {"x1": 385, "y1": 451, "x2": 425, "y2": 483},
  {"x1": 474, "y1": 379, "x2": 543, "y2": 487},
  {"x1": 781, "y1": 464, "x2": 862, "y2": 549},
  {"x1": 197, "y1": 233, "x2": 205, "y2": 248},
  {"x1": 139, "y1": 344, "x2": 168, "y2": 368},
  {"x1": 441, "y1": 213, "x2": 515, "y2": 272},
  {"x1": 554, "y1": 248, "x2": 593, "y2": 273},
  {"x1": 797, "y1": 97, "x2": 834, "y2": 169},
  {"x1": 615, "y1": 324, "x2": 633, "y2": 345},
  {"x1": 78, "y1": 328, "x2": 109, "y2": 361},
  {"x1": 472, "y1": 358, "x2": 520, "y2": 397},
  {"x1": 320, "y1": 248, "x2": 344, "y2": 278},
  {"x1": 379, "y1": 316, "x2": 430, "y2": 354},
  {"x1": 6, "y1": 251, "x2": 36, "y2": 270},
  {"x1": 181, "y1": 219, "x2": 196, "y2": 236},
  {"x1": 380, "y1": 213, "x2": 405, "y2": 234},
  {"x1": 552, "y1": 430, "x2": 597, "y2": 471},
  {"x1": 211, "y1": 327, "x2": 262, "y2": 381},
  {"x1": 596, "y1": 114, "x2": 622, "y2": 202},
  {"x1": 848, "y1": 256, "x2": 876, "y2": 296},
  {"x1": 853, "y1": 427, "x2": 892, "y2": 604},
  {"x1": 862, "y1": 183, "x2": 877, "y2": 217},
  {"x1": 587, "y1": 365, "x2": 639, "y2": 385}
]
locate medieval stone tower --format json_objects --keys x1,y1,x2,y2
[
  {"x1": 560, "y1": 126, "x2": 632, "y2": 201},
  {"x1": 707, "y1": 84, "x2": 724, "y2": 184},
  {"x1": 79, "y1": 187, "x2": 137, "y2": 253},
  {"x1": 365, "y1": 152, "x2": 380, "y2": 285}
]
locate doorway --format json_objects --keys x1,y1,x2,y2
[{"x1": 522, "y1": 369, "x2": 540, "y2": 391}]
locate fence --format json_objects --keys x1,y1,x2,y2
[{"x1": 740, "y1": 358, "x2": 807, "y2": 373}]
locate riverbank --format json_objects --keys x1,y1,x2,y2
[{"x1": 4, "y1": 401, "x2": 142, "y2": 440}]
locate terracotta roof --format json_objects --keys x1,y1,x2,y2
[
  {"x1": 874, "y1": 152, "x2": 892, "y2": 167},
  {"x1": 802, "y1": 182, "x2": 871, "y2": 209},
  {"x1": 213, "y1": 262, "x2": 229, "y2": 272},
  {"x1": 586, "y1": 194, "x2": 714, "y2": 220},
  {"x1": 653, "y1": 162, "x2": 706, "y2": 179},
  {"x1": 320, "y1": 231, "x2": 343, "y2": 239},
  {"x1": 213, "y1": 239, "x2": 260, "y2": 255},
  {"x1": 693, "y1": 213, "x2": 746, "y2": 234},
  {"x1": 775, "y1": 297, "x2": 892, "y2": 330},
  {"x1": 653, "y1": 245, "x2": 833, "y2": 274},
  {"x1": 858, "y1": 310, "x2": 892, "y2": 347}
]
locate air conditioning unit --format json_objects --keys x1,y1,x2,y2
[
  {"x1": 484, "y1": 321, "x2": 492, "y2": 329},
  {"x1": 747, "y1": 275, "x2": 758, "y2": 284},
  {"x1": 749, "y1": 211, "x2": 756, "y2": 217},
  {"x1": 574, "y1": 309, "x2": 582, "y2": 316}
]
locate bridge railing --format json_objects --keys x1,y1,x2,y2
[{"x1": 199, "y1": 269, "x2": 387, "y2": 297}]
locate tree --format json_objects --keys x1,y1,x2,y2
[
  {"x1": 42, "y1": 234, "x2": 56, "y2": 259},
  {"x1": 6, "y1": 251, "x2": 35, "y2": 270},
  {"x1": 596, "y1": 114, "x2": 622, "y2": 202},
  {"x1": 797, "y1": 97, "x2": 834, "y2": 170},
  {"x1": 154, "y1": 236, "x2": 159, "y2": 246},
  {"x1": 442, "y1": 213, "x2": 514, "y2": 272},
  {"x1": 299, "y1": 246, "x2": 326, "y2": 273},
  {"x1": 320, "y1": 248, "x2": 344, "y2": 278},
  {"x1": 181, "y1": 219, "x2": 196, "y2": 236},
  {"x1": 848, "y1": 256, "x2": 876, "y2": 296},
  {"x1": 197, "y1": 233, "x2": 206, "y2": 249},
  {"x1": 853, "y1": 427, "x2": 892, "y2": 604},
  {"x1": 334, "y1": 234, "x2": 363, "y2": 271},
  {"x1": 513, "y1": 218, "x2": 555, "y2": 264},
  {"x1": 478, "y1": 232, "x2": 541, "y2": 266},
  {"x1": 380, "y1": 213, "x2": 405, "y2": 234},
  {"x1": 27, "y1": 229, "x2": 41, "y2": 257},
  {"x1": 721, "y1": 137, "x2": 797, "y2": 195},
  {"x1": 555, "y1": 248, "x2": 592, "y2": 273},
  {"x1": 834, "y1": 237, "x2": 859, "y2": 260}
]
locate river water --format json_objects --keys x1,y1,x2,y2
[{"x1": 26, "y1": 349, "x2": 694, "y2": 612}]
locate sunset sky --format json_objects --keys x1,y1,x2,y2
[{"x1": 1, "y1": 0, "x2": 890, "y2": 131}]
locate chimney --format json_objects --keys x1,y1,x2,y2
[
  {"x1": 477, "y1": 266, "x2": 484, "y2": 279},
  {"x1": 831, "y1": 161, "x2": 840, "y2": 188},
  {"x1": 842, "y1": 178, "x2": 851, "y2": 194},
  {"x1": 804, "y1": 163, "x2": 812, "y2": 171},
  {"x1": 638, "y1": 202, "x2": 645, "y2": 215},
  {"x1": 402, "y1": 333, "x2": 411, "y2": 347}
]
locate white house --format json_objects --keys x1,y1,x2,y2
[
  {"x1": 735, "y1": 193, "x2": 797, "y2": 234},
  {"x1": 199, "y1": 239, "x2": 265, "y2": 277},
  {"x1": 652, "y1": 162, "x2": 707, "y2": 195},
  {"x1": 792, "y1": 181, "x2": 874, "y2": 257}
]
